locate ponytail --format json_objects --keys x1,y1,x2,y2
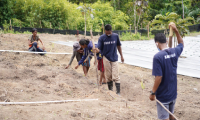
[{"x1": 79, "y1": 39, "x2": 90, "y2": 45}]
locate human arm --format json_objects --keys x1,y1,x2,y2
[
  {"x1": 39, "y1": 38, "x2": 45, "y2": 50},
  {"x1": 66, "y1": 51, "x2": 76, "y2": 69},
  {"x1": 149, "y1": 76, "x2": 162, "y2": 101},
  {"x1": 117, "y1": 46, "x2": 124, "y2": 63},
  {"x1": 169, "y1": 22, "x2": 184, "y2": 46}
]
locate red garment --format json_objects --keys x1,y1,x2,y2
[{"x1": 98, "y1": 59, "x2": 104, "y2": 72}]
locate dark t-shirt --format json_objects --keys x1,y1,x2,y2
[
  {"x1": 98, "y1": 33, "x2": 121, "y2": 62},
  {"x1": 152, "y1": 43, "x2": 183, "y2": 102}
]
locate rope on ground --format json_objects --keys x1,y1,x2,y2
[
  {"x1": 0, "y1": 99, "x2": 98, "y2": 105},
  {"x1": 0, "y1": 50, "x2": 72, "y2": 55},
  {"x1": 156, "y1": 99, "x2": 179, "y2": 120}
]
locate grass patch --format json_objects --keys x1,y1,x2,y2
[
  {"x1": 120, "y1": 32, "x2": 154, "y2": 41},
  {"x1": 2, "y1": 30, "x2": 38, "y2": 34}
]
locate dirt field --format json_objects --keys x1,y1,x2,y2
[{"x1": 0, "y1": 33, "x2": 200, "y2": 120}]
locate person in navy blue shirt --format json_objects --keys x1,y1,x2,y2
[
  {"x1": 149, "y1": 22, "x2": 184, "y2": 120},
  {"x1": 75, "y1": 39, "x2": 93, "y2": 77},
  {"x1": 98, "y1": 24, "x2": 124, "y2": 95}
]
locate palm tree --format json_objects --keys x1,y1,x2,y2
[
  {"x1": 151, "y1": 12, "x2": 194, "y2": 47},
  {"x1": 77, "y1": 4, "x2": 94, "y2": 36}
]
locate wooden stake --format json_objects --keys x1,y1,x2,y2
[
  {"x1": 90, "y1": 29, "x2": 99, "y2": 90},
  {"x1": 130, "y1": 24, "x2": 132, "y2": 35},
  {"x1": 50, "y1": 23, "x2": 51, "y2": 29},
  {"x1": 156, "y1": 99, "x2": 179, "y2": 120}
]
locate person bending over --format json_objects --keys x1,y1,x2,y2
[{"x1": 75, "y1": 39, "x2": 93, "y2": 77}]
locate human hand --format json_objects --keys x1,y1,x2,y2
[
  {"x1": 169, "y1": 22, "x2": 178, "y2": 32},
  {"x1": 75, "y1": 65, "x2": 79, "y2": 69},
  {"x1": 149, "y1": 94, "x2": 155, "y2": 101},
  {"x1": 121, "y1": 56, "x2": 124, "y2": 63},
  {"x1": 65, "y1": 65, "x2": 69, "y2": 69},
  {"x1": 42, "y1": 46, "x2": 45, "y2": 50}
]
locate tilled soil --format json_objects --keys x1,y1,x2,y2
[{"x1": 0, "y1": 33, "x2": 200, "y2": 120}]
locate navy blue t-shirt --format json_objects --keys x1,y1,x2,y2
[
  {"x1": 152, "y1": 43, "x2": 183, "y2": 103},
  {"x1": 98, "y1": 33, "x2": 121, "y2": 62}
]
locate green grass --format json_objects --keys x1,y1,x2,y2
[
  {"x1": 120, "y1": 32, "x2": 154, "y2": 41},
  {"x1": 2, "y1": 30, "x2": 38, "y2": 34},
  {"x1": 185, "y1": 31, "x2": 200, "y2": 36}
]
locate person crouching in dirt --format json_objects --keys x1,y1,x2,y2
[
  {"x1": 94, "y1": 45, "x2": 106, "y2": 85},
  {"x1": 65, "y1": 42, "x2": 83, "y2": 69},
  {"x1": 97, "y1": 24, "x2": 124, "y2": 95},
  {"x1": 149, "y1": 22, "x2": 184, "y2": 120},
  {"x1": 28, "y1": 28, "x2": 46, "y2": 55},
  {"x1": 75, "y1": 39, "x2": 93, "y2": 77}
]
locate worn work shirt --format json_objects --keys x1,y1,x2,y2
[
  {"x1": 98, "y1": 33, "x2": 121, "y2": 62},
  {"x1": 68, "y1": 51, "x2": 83, "y2": 65},
  {"x1": 152, "y1": 43, "x2": 183, "y2": 102},
  {"x1": 28, "y1": 35, "x2": 40, "y2": 48}
]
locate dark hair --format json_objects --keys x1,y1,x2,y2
[
  {"x1": 32, "y1": 28, "x2": 37, "y2": 33},
  {"x1": 79, "y1": 39, "x2": 90, "y2": 45},
  {"x1": 154, "y1": 33, "x2": 166, "y2": 43},
  {"x1": 105, "y1": 24, "x2": 112, "y2": 31}
]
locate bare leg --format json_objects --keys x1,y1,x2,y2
[
  {"x1": 169, "y1": 115, "x2": 175, "y2": 120},
  {"x1": 83, "y1": 66, "x2": 87, "y2": 76},
  {"x1": 102, "y1": 71, "x2": 106, "y2": 83},
  {"x1": 99, "y1": 72, "x2": 103, "y2": 85}
]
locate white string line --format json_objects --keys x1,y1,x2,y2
[
  {"x1": 0, "y1": 99, "x2": 98, "y2": 105},
  {"x1": 0, "y1": 50, "x2": 72, "y2": 55}
]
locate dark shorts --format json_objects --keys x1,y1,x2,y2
[
  {"x1": 82, "y1": 57, "x2": 91, "y2": 67},
  {"x1": 98, "y1": 59, "x2": 104, "y2": 72},
  {"x1": 157, "y1": 99, "x2": 176, "y2": 120}
]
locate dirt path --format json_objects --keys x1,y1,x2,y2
[{"x1": 0, "y1": 33, "x2": 200, "y2": 120}]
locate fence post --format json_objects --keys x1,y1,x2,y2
[
  {"x1": 20, "y1": 21, "x2": 21, "y2": 28},
  {"x1": 50, "y1": 23, "x2": 51, "y2": 29},
  {"x1": 30, "y1": 21, "x2": 31, "y2": 28},
  {"x1": 130, "y1": 24, "x2": 132, "y2": 35},
  {"x1": 10, "y1": 19, "x2": 12, "y2": 30}
]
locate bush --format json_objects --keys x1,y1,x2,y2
[{"x1": 120, "y1": 32, "x2": 152, "y2": 41}]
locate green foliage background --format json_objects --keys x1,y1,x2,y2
[{"x1": 0, "y1": 0, "x2": 199, "y2": 32}]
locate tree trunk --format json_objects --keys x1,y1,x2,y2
[
  {"x1": 147, "y1": 22, "x2": 149, "y2": 38},
  {"x1": 182, "y1": 0, "x2": 184, "y2": 19},
  {"x1": 134, "y1": 0, "x2": 136, "y2": 34},
  {"x1": 84, "y1": 12, "x2": 86, "y2": 36},
  {"x1": 136, "y1": 9, "x2": 142, "y2": 34}
]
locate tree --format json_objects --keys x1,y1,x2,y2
[{"x1": 77, "y1": 4, "x2": 94, "y2": 36}]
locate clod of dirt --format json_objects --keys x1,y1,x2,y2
[
  {"x1": 71, "y1": 112, "x2": 81, "y2": 117},
  {"x1": 38, "y1": 75, "x2": 51, "y2": 83},
  {"x1": 38, "y1": 75, "x2": 48, "y2": 80},
  {"x1": 34, "y1": 63, "x2": 45, "y2": 67}
]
